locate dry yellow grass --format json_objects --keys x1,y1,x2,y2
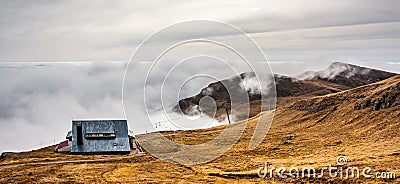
[{"x1": 1, "y1": 76, "x2": 399, "y2": 183}]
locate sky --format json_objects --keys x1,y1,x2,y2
[{"x1": 0, "y1": 0, "x2": 399, "y2": 152}]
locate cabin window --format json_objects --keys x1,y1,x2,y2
[
  {"x1": 85, "y1": 133, "x2": 116, "y2": 138},
  {"x1": 76, "y1": 122, "x2": 83, "y2": 145}
]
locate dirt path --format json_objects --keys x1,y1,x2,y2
[{"x1": 0, "y1": 153, "x2": 145, "y2": 169}]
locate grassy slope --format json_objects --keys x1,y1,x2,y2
[{"x1": 0, "y1": 76, "x2": 399, "y2": 183}]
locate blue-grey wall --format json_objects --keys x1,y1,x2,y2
[{"x1": 71, "y1": 120, "x2": 130, "y2": 153}]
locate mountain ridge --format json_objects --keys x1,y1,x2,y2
[{"x1": 175, "y1": 62, "x2": 398, "y2": 121}]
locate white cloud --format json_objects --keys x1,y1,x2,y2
[{"x1": 0, "y1": 0, "x2": 399, "y2": 152}]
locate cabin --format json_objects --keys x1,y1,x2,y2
[{"x1": 71, "y1": 120, "x2": 131, "y2": 154}]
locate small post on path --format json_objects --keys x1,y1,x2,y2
[{"x1": 225, "y1": 106, "x2": 231, "y2": 125}]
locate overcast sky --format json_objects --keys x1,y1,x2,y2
[
  {"x1": 0, "y1": 0, "x2": 399, "y2": 65},
  {"x1": 0, "y1": 0, "x2": 399, "y2": 152}
]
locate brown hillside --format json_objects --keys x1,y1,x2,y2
[{"x1": 1, "y1": 75, "x2": 399, "y2": 183}]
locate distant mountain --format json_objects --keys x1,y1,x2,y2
[
  {"x1": 175, "y1": 62, "x2": 398, "y2": 121},
  {"x1": 298, "y1": 62, "x2": 396, "y2": 89}
]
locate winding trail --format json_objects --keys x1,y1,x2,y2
[{"x1": 0, "y1": 153, "x2": 145, "y2": 169}]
